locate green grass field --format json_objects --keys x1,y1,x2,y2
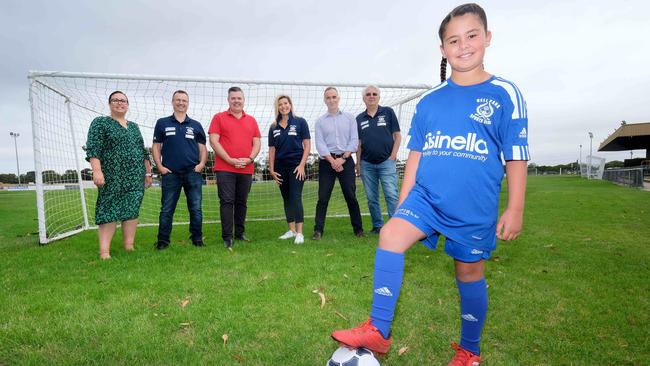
[{"x1": 1, "y1": 176, "x2": 649, "y2": 365}]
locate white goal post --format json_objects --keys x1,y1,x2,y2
[{"x1": 28, "y1": 71, "x2": 432, "y2": 244}]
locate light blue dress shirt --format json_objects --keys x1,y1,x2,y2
[{"x1": 315, "y1": 110, "x2": 359, "y2": 158}]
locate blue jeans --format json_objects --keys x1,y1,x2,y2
[
  {"x1": 157, "y1": 171, "x2": 203, "y2": 244},
  {"x1": 360, "y1": 159, "x2": 398, "y2": 229}
]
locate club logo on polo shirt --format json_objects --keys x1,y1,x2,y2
[
  {"x1": 165, "y1": 126, "x2": 176, "y2": 136},
  {"x1": 273, "y1": 129, "x2": 281, "y2": 138},
  {"x1": 185, "y1": 126, "x2": 195, "y2": 139},
  {"x1": 377, "y1": 115, "x2": 387, "y2": 127},
  {"x1": 470, "y1": 98, "x2": 501, "y2": 125},
  {"x1": 288, "y1": 125, "x2": 297, "y2": 136}
]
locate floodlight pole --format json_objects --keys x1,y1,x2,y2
[
  {"x1": 588, "y1": 132, "x2": 593, "y2": 179},
  {"x1": 579, "y1": 144, "x2": 582, "y2": 164},
  {"x1": 9, "y1": 132, "x2": 21, "y2": 185}
]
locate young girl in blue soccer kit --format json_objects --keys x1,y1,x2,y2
[{"x1": 331, "y1": 3, "x2": 529, "y2": 365}]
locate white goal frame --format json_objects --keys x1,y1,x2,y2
[{"x1": 28, "y1": 71, "x2": 432, "y2": 244}]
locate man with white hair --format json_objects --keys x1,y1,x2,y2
[{"x1": 355, "y1": 85, "x2": 401, "y2": 234}]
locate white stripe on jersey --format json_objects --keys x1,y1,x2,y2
[
  {"x1": 511, "y1": 145, "x2": 530, "y2": 160},
  {"x1": 491, "y1": 78, "x2": 527, "y2": 120},
  {"x1": 414, "y1": 81, "x2": 448, "y2": 113}
]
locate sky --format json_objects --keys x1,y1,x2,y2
[{"x1": 1, "y1": 0, "x2": 649, "y2": 175}]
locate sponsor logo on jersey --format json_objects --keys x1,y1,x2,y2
[
  {"x1": 422, "y1": 131, "x2": 488, "y2": 154},
  {"x1": 470, "y1": 248, "x2": 484, "y2": 254},
  {"x1": 273, "y1": 129, "x2": 281, "y2": 138},
  {"x1": 165, "y1": 127, "x2": 175, "y2": 132},
  {"x1": 461, "y1": 313, "x2": 479, "y2": 322},
  {"x1": 519, "y1": 127, "x2": 527, "y2": 139},
  {"x1": 374, "y1": 287, "x2": 393, "y2": 297},
  {"x1": 469, "y1": 98, "x2": 500, "y2": 125}
]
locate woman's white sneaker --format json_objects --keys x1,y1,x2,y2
[
  {"x1": 294, "y1": 233, "x2": 305, "y2": 244},
  {"x1": 279, "y1": 230, "x2": 296, "y2": 240}
]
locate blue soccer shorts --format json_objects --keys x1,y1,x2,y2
[{"x1": 393, "y1": 187, "x2": 493, "y2": 263}]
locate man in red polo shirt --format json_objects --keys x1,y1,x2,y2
[{"x1": 208, "y1": 86, "x2": 261, "y2": 248}]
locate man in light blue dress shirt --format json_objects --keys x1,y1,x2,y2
[{"x1": 312, "y1": 86, "x2": 364, "y2": 240}]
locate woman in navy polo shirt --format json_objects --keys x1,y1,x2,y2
[{"x1": 268, "y1": 95, "x2": 311, "y2": 244}]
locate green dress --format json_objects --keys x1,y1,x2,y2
[{"x1": 85, "y1": 116, "x2": 150, "y2": 225}]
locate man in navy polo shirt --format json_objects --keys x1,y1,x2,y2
[
  {"x1": 152, "y1": 90, "x2": 207, "y2": 249},
  {"x1": 355, "y1": 85, "x2": 401, "y2": 234}
]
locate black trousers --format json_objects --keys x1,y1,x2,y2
[
  {"x1": 216, "y1": 171, "x2": 252, "y2": 240},
  {"x1": 275, "y1": 162, "x2": 305, "y2": 223},
  {"x1": 314, "y1": 158, "x2": 363, "y2": 234}
]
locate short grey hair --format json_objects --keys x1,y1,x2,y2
[{"x1": 362, "y1": 85, "x2": 380, "y2": 96}]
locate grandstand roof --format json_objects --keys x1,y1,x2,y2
[{"x1": 598, "y1": 122, "x2": 650, "y2": 151}]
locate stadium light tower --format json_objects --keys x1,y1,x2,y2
[
  {"x1": 9, "y1": 132, "x2": 21, "y2": 185},
  {"x1": 588, "y1": 132, "x2": 594, "y2": 179},
  {"x1": 579, "y1": 144, "x2": 582, "y2": 163}
]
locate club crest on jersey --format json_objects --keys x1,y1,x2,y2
[{"x1": 470, "y1": 98, "x2": 500, "y2": 125}]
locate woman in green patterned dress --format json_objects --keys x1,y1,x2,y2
[{"x1": 85, "y1": 91, "x2": 153, "y2": 259}]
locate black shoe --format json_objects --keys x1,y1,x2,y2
[
  {"x1": 155, "y1": 241, "x2": 169, "y2": 250},
  {"x1": 355, "y1": 231, "x2": 366, "y2": 238},
  {"x1": 369, "y1": 227, "x2": 382, "y2": 234},
  {"x1": 224, "y1": 239, "x2": 233, "y2": 249},
  {"x1": 312, "y1": 231, "x2": 322, "y2": 241},
  {"x1": 234, "y1": 235, "x2": 251, "y2": 242},
  {"x1": 192, "y1": 240, "x2": 205, "y2": 247}
]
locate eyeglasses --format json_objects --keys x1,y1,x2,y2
[
  {"x1": 365, "y1": 93, "x2": 379, "y2": 97},
  {"x1": 110, "y1": 99, "x2": 129, "y2": 104}
]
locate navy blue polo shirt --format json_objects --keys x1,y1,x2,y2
[
  {"x1": 356, "y1": 106, "x2": 400, "y2": 164},
  {"x1": 153, "y1": 115, "x2": 206, "y2": 173},
  {"x1": 267, "y1": 116, "x2": 311, "y2": 165}
]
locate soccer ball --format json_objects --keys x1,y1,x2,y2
[{"x1": 327, "y1": 346, "x2": 380, "y2": 366}]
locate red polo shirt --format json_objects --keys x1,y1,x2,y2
[{"x1": 208, "y1": 109, "x2": 261, "y2": 174}]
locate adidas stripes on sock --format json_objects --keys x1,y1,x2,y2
[
  {"x1": 457, "y1": 277, "x2": 488, "y2": 355},
  {"x1": 369, "y1": 248, "x2": 405, "y2": 339}
]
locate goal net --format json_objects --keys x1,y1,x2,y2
[
  {"x1": 28, "y1": 71, "x2": 431, "y2": 244},
  {"x1": 580, "y1": 155, "x2": 606, "y2": 179}
]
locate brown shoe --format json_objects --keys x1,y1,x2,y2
[
  {"x1": 312, "y1": 231, "x2": 322, "y2": 240},
  {"x1": 355, "y1": 231, "x2": 366, "y2": 238}
]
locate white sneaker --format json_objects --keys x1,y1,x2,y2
[
  {"x1": 294, "y1": 233, "x2": 304, "y2": 244},
  {"x1": 278, "y1": 230, "x2": 296, "y2": 240}
]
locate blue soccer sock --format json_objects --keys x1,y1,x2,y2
[
  {"x1": 457, "y1": 277, "x2": 488, "y2": 355},
  {"x1": 369, "y1": 248, "x2": 404, "y2": 339}
]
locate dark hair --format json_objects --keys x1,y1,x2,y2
[
  {"x1": 437, "y1": 3, "x2": 488, "y2": 82},
  {"x1": 172, "y1": 90, "x2": 188, "y2": 98},
  {"x1": 108, "y1": 90, "x2": 128, "y2": 103},
  {"x1": 228, "y1": 86, "x2": 243, "y2": 95}
]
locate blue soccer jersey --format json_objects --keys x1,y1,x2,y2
[{"x1": 405, "y1": 75, "x2": 529, "y2": 251}]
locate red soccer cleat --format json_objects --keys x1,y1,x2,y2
[
  {"x1": 448, "y1": 342, "x2": 481, "y2": 366},
  {"x1": 331, "y1": 319, "x2": 392, "y2": 355}
]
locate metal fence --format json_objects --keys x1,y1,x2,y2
[{"x1": 602, "y1": 167, "x2": 646, "y2": 188}]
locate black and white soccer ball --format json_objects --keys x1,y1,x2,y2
[{"x1": 327, "y1": 346, "x2": 380, "y2": 366}]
